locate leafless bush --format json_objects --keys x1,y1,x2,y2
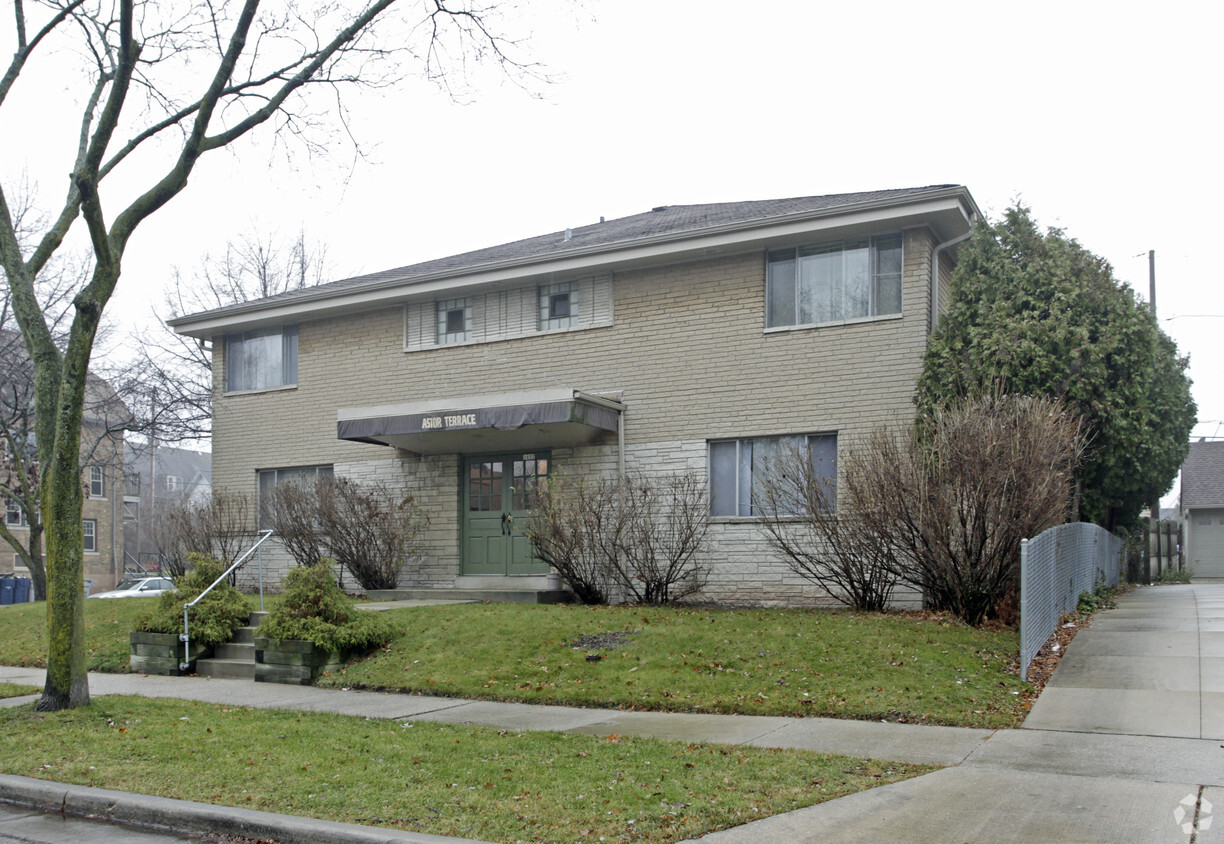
[
  {"x1": 854, "y1": 394, "x2": 1083, "y2": 625},
  {"x1": 525, "y1": 472, "x2": 710, "y2": 605},
  {"x1": 758, "y1": 395, "x2": 1081, "y2": 623},
  {"x1": 155, "y1": 489, "x2": 255, "y2": 578},
  {"x1": 616, "y1": 472, "x2": 710, "y2": 605},
  {"x1": 524, "y1": 476, "x2": 621, "y2": 605},
  {"x1": 318, "y1": 477, "x2": 427, "y2": 591},
  {"x1": 756, "y1": 446, "x2": 899, "y2": 612},
  {"x1": 261, "y1": 480, "x2": 328, "y2": 568}
]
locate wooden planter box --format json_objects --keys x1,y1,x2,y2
[
  {"x1": 130, "y1": 631, "x2": 213, "y2": 676},
  {"x1": 254, "y1": 637, "x2": 353, "y2": 685}
]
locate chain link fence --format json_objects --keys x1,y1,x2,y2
[{"x1": 1020, "y1": 522, "x2": 1123, "y2": 681}]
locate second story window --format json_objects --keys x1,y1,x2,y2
[
  {"x1": 766, "y1": 233, "x2": 903, "y2": 328},
  {"x1": 437, "y1": 298, "x2": 471, "y2": 344},
  {"x1": 6, "y1": 499, "x2": 28, "y2": 527},
  {"x1": 226, "y1": 326, "x2": 298, "y2": 392},
  {"x1": 539, "y1": 282, "x2": 575, "y2": 330},
  {"x1": 89, "y1": 465, "x2": 105, "y2": 497},
  {"x1": 165, "y1": 475, "x2": 181, "y2": 492}
]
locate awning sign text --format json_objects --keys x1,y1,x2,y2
[{"x1": 421, "y1": 413, "x2": 478, "y2": 430}]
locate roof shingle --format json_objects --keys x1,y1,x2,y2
[
  {"x1": 1183, "y1": 441, "x2": 1224, "y2": 508},
  {"x1": 173, "y1": 185, "x2": 962, "y2": 324}
]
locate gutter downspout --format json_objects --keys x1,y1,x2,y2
[
  {"x1": 929, "y1": 230, "x2": 974, "y2": 332},
  {"x1": 574, "y1": 390, "x2": 627, "y2": 478},
  {"x1": 618, "y1": 409, "x2": 626, "y2": 479}
]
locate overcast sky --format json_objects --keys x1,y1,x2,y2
[{"x1": 5, "y1": 1, "x2": 1221, "y2": 494}]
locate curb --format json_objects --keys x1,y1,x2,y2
[{"x1": 0, "y1": 773, "x2": 481, "y2": 844}]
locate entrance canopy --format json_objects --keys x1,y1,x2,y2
[{"x1": 337, "y1": 388, "x2": 622, "y2": 454}]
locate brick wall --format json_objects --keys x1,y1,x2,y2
[{"x1": 213, "y1": 228, "x2": 939, "y2": 606}]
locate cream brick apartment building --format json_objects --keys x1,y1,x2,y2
[{"x1": 170, "y1": 185, "x2": 980, "y2": 605}]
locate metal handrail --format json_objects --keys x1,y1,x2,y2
[
  {"x1": 180, "y1": 530, "x2": 274, "y2": 671},
  {"x1": 124, "y1": 551, "x2": 149, "y2": 576}
]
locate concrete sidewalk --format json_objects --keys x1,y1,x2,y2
[
  {"x1": 3, "y1": 584, "x2": 1223, "y2": 842},
  {"x1": 696, "y1": 583, "x2": 1224, "y2": 843}
]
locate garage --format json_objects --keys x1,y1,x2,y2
[{"x1": 1182, "y1": 442, "x2": 1224, "y2": 579}]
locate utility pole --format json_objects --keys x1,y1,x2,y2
[
  {"x1": 1148, "y1": 250, "x2": 1158, "y2": 579},
  {"x1": 1149, "y1": 250, "x2": 1156, "y2": 315}
]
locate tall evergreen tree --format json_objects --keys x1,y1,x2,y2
[{"x1": 917, "y1": 205, "x2": 1195, "y2": 531}]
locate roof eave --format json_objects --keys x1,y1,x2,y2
[{"x1": 170, "y1": 186, "x2": 978, "y2": 338}]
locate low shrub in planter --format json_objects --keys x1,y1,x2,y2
[
  {"x1": 258, "y1": 565, "x2": 403, "y2": 652},
  {"x1": 135, "y1": 555, "x2": 250, "y2": 647}
]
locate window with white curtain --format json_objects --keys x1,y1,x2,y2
[
  {"x1": 709, "y1": 434, "x2": 837, "y2": 516},
  {"x1": 766, "y1": 234, "x2": 902, "y2": 328},
  {"x1": 257, "y1": 465, "x2": 334, "y2": 529},
  {"x1": 226, "y1": 326, "x2": 298, "y2": 391}
]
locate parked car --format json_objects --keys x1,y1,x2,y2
[{"x1": 87, "y1": 576, "x2": 176, "y2": 599}]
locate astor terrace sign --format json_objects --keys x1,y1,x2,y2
[{"x1": 421, "y1": 413, "x2": 478, "y2": 430}]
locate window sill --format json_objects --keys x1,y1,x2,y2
[
  {"x1": 764, "y1": 312, "x2": 902, "y2": 334},
  {"x1": 707, "y1": 516, "x2": 765, "y2": 525},
  {"x1": 222, "y1": 384, "x2": 298, "y2": 398},
  {"x1": 404, "y1": 321, "x2": 613, "y2": 353},
  {"x1": 708, "y1": 513, "x2": 832, "y2": 524}
]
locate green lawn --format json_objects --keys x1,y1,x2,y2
[
  {"x1": 0, "y1": 599, "x2": 150, "y2": 673},
  {"x1": 0, "y1": 598, "x2": 1031, "y2": 728},
  {"x1": 0, "y1": 696, "x2": 931, "y2": 843},
  {"x1": 324, "y1": 603, "x2": 1030, "y2": 728},
  {"x1": 0, "y1": 682, "x2": 39, "y2": 699}
]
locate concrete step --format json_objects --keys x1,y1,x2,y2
[
  {"x1": 231, "y1": 626, "x2": 259, "y2": 644},
  {"x1": 214, "y1": 642, "x2": 255, "y2": 660},
  {"x1": 195, "y1": 658, "x2": 255, "y2": 680}
]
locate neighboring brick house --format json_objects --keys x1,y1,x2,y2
[
  {"x1": 169, "y1": 185, "x2": 980, "y2": 606},
  {"x1": 0, "y1": 370, "x2": 129, "y2": 595},
  {"x1": 1182, "y1": 440, "x2": 1224, "y2": 578}
]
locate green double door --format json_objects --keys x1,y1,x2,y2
[{"x1": 463, "y1": 452, "x2": 550, "y2": 575}]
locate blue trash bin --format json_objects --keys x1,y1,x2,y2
[
  {"x1": 13, "y1": 577, "x2": 30, "y2": 603},
  {"x1": 0, "y1": 577, "x2": 13, "y2": 605}
]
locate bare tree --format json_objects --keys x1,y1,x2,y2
[
  {"x1": 261, "y1": 479, "x2": 329, "y2": 569},
  {"x1": 0, "y1": 0, "x2": 543, "y2": 710},
  {"x1": 130, "y1": 228, "x2": 332, "y2": 444},
  {"x1": 524, "y1": 475, "x2": 623, "y2": 605},
  {"x1": 843, "y1": 394, "x2": 1084, "y2": 625},
  {"x1": 155, "y1": 489, "x2": 255, "y2": 578},
  {"x1": 756, "y1": 444, "x2": 899, "y2": 612},
  {"x1": 526, "y1": 472, "x2": 710, "y2": 605},
  {"x1": 615, "y1": 472, "x2": 710, "y2": 605},
  {"x1": 318, "y1": 477, "x2": 427, "y2": 590}
]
